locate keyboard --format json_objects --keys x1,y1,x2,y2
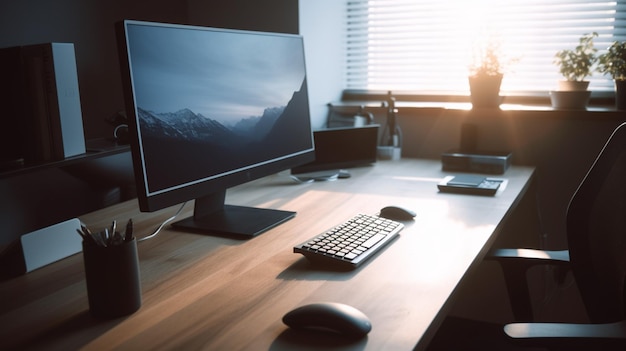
[{"x1": 293, "y1": 213, "x2": 404, "y2": 269}]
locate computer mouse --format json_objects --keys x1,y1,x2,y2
[
  {"x1": 379, "y1": 206, "x2": 416, "y2": 220},
  {"x1": 282, "y1": 302, "x2": 372, "y2": 338},
  {"x1": 338, "y1": 169, "x2": 351, "y2": 179}
]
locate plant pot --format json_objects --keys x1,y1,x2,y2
[
  {"x1": 615, "y1": 79, "x2": 626, "y2": 110},
  {"x1": 550, "y1": 90, "x2": 591, "y2": 110},
  {"x1": 557, "y1": 80, "x2": 589, "y2": 91},
  {"x1": 469, "y1": 74, "x2": 503, "y2": 108}
]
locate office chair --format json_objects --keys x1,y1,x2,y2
[{"x1": 486, "y1": 121, "x2": 626, "y2": 349}]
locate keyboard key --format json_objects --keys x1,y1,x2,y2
[{"x1": 362, "y1": 233, "x2": 386, "y2": 248}]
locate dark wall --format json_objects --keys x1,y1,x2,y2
[{"x1": 188, "y1": 0, "x2": 299, "y2": 34}]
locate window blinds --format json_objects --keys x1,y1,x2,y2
[{"x1": 346, "y1": 0, "x2": 626, "y2": 94}]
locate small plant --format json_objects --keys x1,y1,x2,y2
[
  {"x1": 554, "y1": 32, "x2": 598, "y2": 81},
  {"x1": 597, "y1": 41, "x2": 626, "y2": 80},
  {"x1": 469, "y1": 39, "x2": 504, "y2": 77}
]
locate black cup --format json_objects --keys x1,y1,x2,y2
[{"x1": 83, "y1": 237, "x2": 141, "y2": 318}]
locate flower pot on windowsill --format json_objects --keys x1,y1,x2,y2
[
  {"x1": 469, "y1": 74, "x2": 503, "y2": 108},
  {"x1": 551, "y1": 80, "x2": 591, "y2": 110},
  {"x1": 550, "y1": 90, "x2": 592, "y2": 110},
  {"x1": 615, "y1": 79, "x2": 626, "y2": 110}
]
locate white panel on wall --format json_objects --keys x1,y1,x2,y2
[{"x1": 299, "y1": 0, "x2": 346, "y2": 130}]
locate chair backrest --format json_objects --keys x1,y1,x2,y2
[{"x1": 567, "y1": 122, "x2": 626, "y2": 323}]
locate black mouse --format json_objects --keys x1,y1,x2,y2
[
  {"x1": 338, "y1": 169, "x2": 351, "y2": 179},
  {"x1": 379, "y1": 206, "x2": 416, "y2": 220},
  {"x1": 282, "y1": 302, "x2": 372, "y2": 338}
]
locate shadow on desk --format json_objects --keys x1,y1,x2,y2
[
  {"x1": 10, "y1": 310, "x2": 123, "y2": 350},
  {"x1": 277, "y1": 258, "x2": 360, "y2": 281},
  {"x1": 271, "y1": 328, "x2": 368, "y2": 351}
]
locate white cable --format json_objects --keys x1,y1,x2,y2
[
  {"x1": 138, "y1": 202, "x2": 188, "y2": 242},
  {"x1": 113, "y1": 124, "x2": 128, "y2": 139}
]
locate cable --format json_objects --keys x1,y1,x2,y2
[
  {"x1": 138, "y1": 202, "x2": 188, "y2": 242},
  {"x1": 113, "y1": 124, "x2": 128, "y2": 139}
]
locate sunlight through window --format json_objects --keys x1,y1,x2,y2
[{"x1": 347, "y1": 0, "x2": 624, "y2": 94}]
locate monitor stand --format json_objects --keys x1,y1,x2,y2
[{"x1": 171, "y1": 190, "x2": 295, "y2": 239}]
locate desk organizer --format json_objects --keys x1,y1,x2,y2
[{"x1": 83, "y1": 237, "x2": 141, "y2": 318}]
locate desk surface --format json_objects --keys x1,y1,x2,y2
[{"x1": 0, "y1": 159, "x2": 534, "y2": 350}]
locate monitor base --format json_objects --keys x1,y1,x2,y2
[{"x1": 172, "y1": 205, "x2": 295, "y2": 239}]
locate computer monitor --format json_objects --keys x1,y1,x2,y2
[{"x1": 116, "y1": 20, "x2": 315, "y2": 238}]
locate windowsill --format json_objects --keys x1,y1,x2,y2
[
  {"x1": 331, "y1": 100, "x2": 620, "y2": 113},
  {"x1": 334, "y1": 90, "x2": 621, "y2": 114},
  {"x1": 395, "y1": 101, "x2": 617, "y2": 112}
]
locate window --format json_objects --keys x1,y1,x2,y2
[{"x1": 346, "y1": 0, "x2": 626, "y2": 95}]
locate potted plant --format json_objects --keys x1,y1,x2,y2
[
  {"x1": 468, "y1": 39, "x2": 505, "y2": 108},
  {"x1": 597, "y1": 40, "x2": 626, "y2": 110},
  {"x1": 551, "y1": 32, "x2": 598, "y2": 109}
]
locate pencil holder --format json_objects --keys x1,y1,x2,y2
[{"x1": 82, "y1": 237, "x2": 141, "y2": 318}]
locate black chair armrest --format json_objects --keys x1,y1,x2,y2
[
  {"x1": 485, "y1": 248, "x2": 570, "y2": 321},
  {"x1": 504, "y1": 320, "x2": 626, "y2": 349},
  {"x1": 488, "y1": 248, "x2": 570, "y2": 264}
]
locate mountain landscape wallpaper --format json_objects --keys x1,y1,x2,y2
[{"x1": 126, "y1": 24, "x2": 313, "y2": 193}]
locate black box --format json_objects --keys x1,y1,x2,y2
[
  {"x1": 441, "y1": 150, "x2": 512, "y2": 174},
  {"x1": 291, "y1": 124, "x2": 379, "y2": 175}
]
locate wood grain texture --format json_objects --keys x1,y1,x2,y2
[{"x1": 0, "y1": 159, "x2": 534, "y2": 350}]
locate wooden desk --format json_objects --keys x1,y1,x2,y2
[{"x1": 0, "y1": 159, "x2": 534, "y2": 350}]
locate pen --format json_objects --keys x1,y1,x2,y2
[
  {"x1": 81, "y1": 224, "x2": 93, "y2": 237},
  {"x1": 78, "y1": 226, "x2": 100, "y2": 246},
  {"x1": 110, "y1": 220, "x2": 117, "y2": 239},
  {"x1": 92, "y1": 230, "x2": 107, "y2": 247},
  {"x1": 124, "y1": 219, "x2": 133, "y2": 242},
  {"x1": 111, "y1": 230, "x2": 123, "y2": 246},
  {"x1": 76, "y1": 228, "x2": 86, "y2": 240}
]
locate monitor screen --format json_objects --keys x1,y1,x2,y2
[{"x1": 117, "y1": 20, "x2": 315, "y2": 238}]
